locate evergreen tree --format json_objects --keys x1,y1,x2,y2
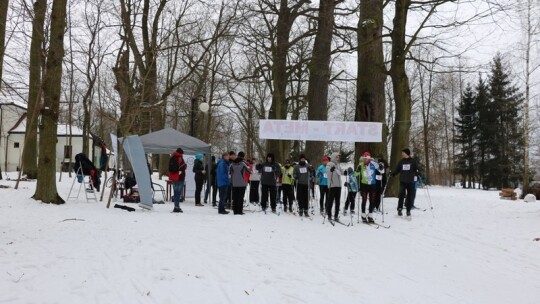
[
  {"x1": 475, "y1": 75, "x2": 492, "y2": 189},
  {"x1": 454, "y1": 84, "x2": 477, "y2": 188},
  {"x1": 484, "y1": 55, "x2": 524, "y2": 189}
]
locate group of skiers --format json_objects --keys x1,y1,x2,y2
[{"x1": 168, "y1": 147, "x2": 421, "y2": 221}]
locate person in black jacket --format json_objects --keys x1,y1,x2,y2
[
  {"x1": 193, "y1": 153, "x2": 206, "y2": 206},
  {"x1": 391, "y1": 148, "x2": 419, "y2": 217},
  {"x1": 204, "y1": 156, "x2": 217, "y2": 206},
  {"x1": 256, "y1": 153, "x2": 281, "y2": 212}
]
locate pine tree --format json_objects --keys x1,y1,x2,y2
[
  {"x1": 484, "y1": 55, "x2": 524, "y2": 189},
  {"x1": 454, "y1": 84, "x2": 477, "y2": 188},
  {"x1": 475, "y1": 75, "x2": 492, "y2": 189}
]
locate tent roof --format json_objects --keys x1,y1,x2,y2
[{"x1": 138, "y1": 128, "x2": 211, "y2": 155}]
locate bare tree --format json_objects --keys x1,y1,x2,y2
[
  {"x1": 519, "y1": 0, "x2": 540, "y2": 194},
  {"x1": 263, "y1": 0, "x2": 313, "y2": 162},
  {"x1": 21, "y1": 0, "x2": 47, "y2": 179},
  {"x1": 0, "y1": 0, "x2": 8, "y2": 88},
  {"x1": 304, "y1": 0, "x2": 338, "y2": 163},
  {"x1": 354, "y1": 0, "x2": 386, "y2": 163},
  {"x1": 34, "y1": 0, "x2": 68, "y2": 204}
]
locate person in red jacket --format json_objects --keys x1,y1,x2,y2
[{"x1": 169, "y1": 148, "x2": 187, "y2": 213}]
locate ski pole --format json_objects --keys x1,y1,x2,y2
[{"x1": 423, "y1": 179, "x2": 434, "y2": 217}]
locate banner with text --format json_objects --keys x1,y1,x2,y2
[{"x1": 259, "y1": 120, "x2": 382, "y2": 142}]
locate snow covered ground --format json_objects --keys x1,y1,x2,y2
[{"x1": 1, "y1": 174, "x2": 539, "y2": 304}]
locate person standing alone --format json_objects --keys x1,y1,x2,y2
[{"x1": 391, "y1": 148, "x2": 419, "y2": 218}]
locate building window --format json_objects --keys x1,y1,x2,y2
[
  {"x1": 64, "y1": 145, "x2": 72, "y2": 159},
  {"x1": 14, "y1": 142, "x2": 19, "y2": 148}
]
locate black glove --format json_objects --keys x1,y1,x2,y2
[
  {"x1": 287, "y1": 174, "x2": 292, "y2": 178},
  {"x1": 344, "y1": 182, "x2": 349, "y2": 187},
  {"x1": 330, "y1": 166, "x2": 335, "y2": 172}
]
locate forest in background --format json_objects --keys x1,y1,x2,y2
[{"x1": 0, "y1": 0, "x2": 538, "y2": 203}]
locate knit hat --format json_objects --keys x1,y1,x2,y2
[
  {"x1": 322, "y1": 156, "x2": 330, "y2": 162},
  {"x1": 195, "y1": 153, "x2": 204, "y2": 160},
  {"x1": 402, "y1": 148, "x2": 411, "y2": 156},
  {"x1": 363, "y1": 151, "x2": 371, "y2": 158}
]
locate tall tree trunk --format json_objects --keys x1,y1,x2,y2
[
  {"x1": 304, "y1": 0, "x2": 335, "y2": 163},
  {"x1": 34, "y1": 0, "x2": 68, "y2": 204},
  {"x1": 22, "y1": 0, "x2": 47, "y2": 179},
  {"x1": 267, "y1": 0, "x2": 308, "y2": 162},
  {"x1": 0, "y1": 0, "x2": 7, "y2": 86},
  {"x1": 355, "y1": 0, "x2": 386, "y2": 164},
  {"x1": 114, "y1": 49, "x2": 136, "y2": 137},
  {"x1": 387, "y1": 0, "x2": 412, "y2": 196},
  {"x1": 0, "y1": 0, "x2": 8, "y2": 179}
]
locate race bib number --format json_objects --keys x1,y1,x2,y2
[
  {"x1": 402, "y1": 164, "x2": 411, "y2": 171},
  {"x1": 376, "y1": 175, "x2": 382, "y2": 181},
  {"x1": 323, "y1": 173, "x2": 327, "y2": 178},
  {"x1": 264, "y1": 166, "x2": 272, "y2": 173},
  {"x1": 299, "y1": 168, "x2": 307, "y2": 174}
]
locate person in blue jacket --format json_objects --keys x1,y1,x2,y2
[
  {"x1": 343, "y1": 167, "x2": 359, "y2": 215},
  {"x1": 216, "y1": 152, "x2": 230, "y2": 214},
  {"x1": 316, "y1": 156, "x2": 329, "y2": 215}
]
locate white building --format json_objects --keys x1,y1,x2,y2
[{"x1": 0, "y1": 101, "x2": 91, "y2": 172}]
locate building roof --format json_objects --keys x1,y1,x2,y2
[
  {"x1": 0, "y1": 92, "x2": 28, "y2": 110},
  {"x1": 9, "y1": 114, "x2": 84, "y2": 136}
]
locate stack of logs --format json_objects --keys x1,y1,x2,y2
[{"x1": 499, "y1": 188, "x2": 517, "y2": 200}]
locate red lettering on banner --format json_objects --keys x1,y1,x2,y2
[
  {"x1": 335, "y1": 124, "x2": 345, "y2": 135},
  {"x1": 323, "y1": 122, "x2": 333, "y2": 134},
  {"x1": 262, "y1": 121, "x2": 274, "y2": 134},
  {"x1": 368, "y1": 123, "x2": 377, "y2": 136},
  {"x1": 347, "y1": 124, "x2": 356, "y2": 135},
  {"x1": 296, "y1": 121, "x2": 308, "y2": 134}
]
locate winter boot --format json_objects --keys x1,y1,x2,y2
[
  {"x1": 284, "y1": 206, "x2": 288, "y2": 213},
  {"x1": 361, "y1": 213, "x2": 368, "y2": 223},
  {"x1": 334, "y1": 215, "x2": 339, "y2": 222},
  {"x1": 397, "y1": 209, "x2": 403, "y2": 216},
  {"x1": 172, "y1": 207, "x2": 183, "y2": 213},
  {"x1": 304, "y1": 210, "x2": 309, "y2": 217},
  {"x1": 406, "y1": 210, "x2": 411, "y2": 217},
  {"x1": 299, "y1": 209, "x2": 304, "y2": 216},
  {"x1": 367, "y1": 213, "x2": 375, "y2": 223},
  {"x1": 351, "y1": 210, "x2": 355, "y2": 215}
]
